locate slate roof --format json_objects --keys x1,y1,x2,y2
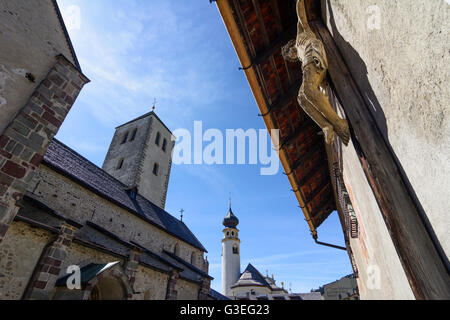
[
  {"x1": 208, "y1": 288, "x2": 230, "y2": 300},
  {"x1": 55, "y1": 262, "x2": 120, "y2": 287},
  {"x1": 231, "y1": 264, "x2": 271, "y2": 289},
  {"x1": 42, "y1": 139, "x2": 206, "y2": 252},
  {"x1": 162, "y1": 250, "x2": 213, "y2": 280},
  {"x1": 295, "y1": 292, "x2": 323, "y2": 300}
]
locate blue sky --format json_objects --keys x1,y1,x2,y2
[{"x1": 57, "y1": 0, "x2": 352, "y2": 293}]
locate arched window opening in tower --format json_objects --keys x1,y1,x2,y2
[
  {"x1": 162, "y1": 138, "x2": 167, "y2": 152},
  {"x1": 130, "y1": 128, "x2": 137, "y2": 141},
  {"x1": 155, "y1": 132, "x2": 161, "y2": 146},
  {"x1": 152, "y1": 163, "x2": 159, "y2": 176},
  {"x1": 233, "y1": 244, "x2": 239, "y2": 254},
  {"x1": 121, "y1": 132, "x2": 129, "y2": 144},
  {"x1": 116, "y1": 158, "x2": 124, "y2": 170}
]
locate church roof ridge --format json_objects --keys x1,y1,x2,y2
[{"x1": 231, "y1": 263, "x2": 272, "y2": 289}]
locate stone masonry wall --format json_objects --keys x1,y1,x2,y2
[
  {"x1": 176, "y1": 278, "x2": 200, "y2": 300},
  {"x1": 102, "y1": 116, "x2": 152, "y2": 188},
  {"x1": 138, "y1": 114, "x2": 175, "y2": 209},
  {"x1": 28, "y1": 165, "x2": 205, "y2": 267},
  {"x1": 133, "y1": 265, "x2": 169, "y2": 300},
  {"x1": 0, "y1": 221, "x2": 54, "y2": 300},
  {"x1": 0, "y1": 55, "x2": 89, "y2": 243}
]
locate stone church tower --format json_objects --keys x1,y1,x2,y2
[
  {"x1": 221, "y1": 205, "x2": 240, "y2": 296},
  {"x1": 102, "y1": 111, "x2": 174, "y2": 209}
]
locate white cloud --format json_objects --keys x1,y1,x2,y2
[{"x1": 58, "y1": 0, "x2": 229, "y2": 127}]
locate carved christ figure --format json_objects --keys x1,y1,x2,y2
[{"x1": 282, "y1": 0, "x2": 350, "y2": 145}]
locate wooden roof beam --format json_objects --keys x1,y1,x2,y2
[
  {"x1": 259, "y1": 78, "x2": 301, "y2": 116},
  {"x1": 248, "y1": 24, "x2": 296, "y2": 67},
  {"x1": 278, "y1": 118, "x2": 314, "y2": 150},
  {"x1": 284, "y1": 141, "x2": 323, "y2": 176}
]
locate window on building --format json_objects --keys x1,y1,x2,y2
[
  {"x1": 152, "y1": 163, "x2": 159, "y2": 176},
  {"x1": 116, "y1": 158, "x2": 124, "y2": 170},
  {"x1": 155, "y1": 132, "x2": 161, "y2": 146},
  {"x1": 130, "y1": 128, "x2": 137, "y2": 141},
  {"x1": 121, "y1": 132, "x2": 129, "y2": 144},
  {"x1": 162, "y1": 138, "x2": 167, "y2": 152},
  {"x1": 232, "y1": 244, "x2": 239, "y2": 254}
]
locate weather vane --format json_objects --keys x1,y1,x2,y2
[
  {"x1": 179, "y1": 208, "x2": 184, "y2": 221},
  {"x1": 152, "y1": 98, "x2": 157, "y2": 111}
]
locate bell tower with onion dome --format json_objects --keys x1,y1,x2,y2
[{"x1": 221, "y1": 199, "x2": 240, "y2": 297}]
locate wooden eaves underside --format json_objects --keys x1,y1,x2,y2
[{"x1": 216, "y1": 0, "x2": 334, "y2": 237}]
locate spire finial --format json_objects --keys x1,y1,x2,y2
[
  {"x1": 229, "y1": 192, "x2": 231, "y2": 209},
  {"x1": 152, "y1": 98, "x2": 157, "y2": 111}
]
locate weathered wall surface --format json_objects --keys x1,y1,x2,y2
[
  {"x1": 102, "y1": 114, "x2": 175, "y2": 209},
  {"x1": 0, "y1": 222, "x2": 53, "y2": 300},
  {"x1": 0, "y1": 0, "x2": 76, "y2": 134},
  {"x1": 322, "y1": 0, "x2": 450, "y2": 256},
  {"x1": 28, "y1": 165, "x2": 205, "y2": 266},
  {"x1": 102, "y1": 116, "x2": 151, "y2": 188},
  {"x1": 138, "y1": 114, "x2": 175, "y2": 209},
  {"x1": 133, "y1": 265, "x2": 169, "y2": 300},
  {"x1": 322, "y1": 277, "x2": 357, "y2": 300},
  {"x1": 59, "y1": 243, "x2": 124, "y2": 281},
  {"x1": 176, "y1": 279, "x2": 200, "y2": 300},
  {"x1": 342, "y1": 138, "x2": 415, "y2": 300},
  {"x1": 230, "y1": 285, "x2": 271, "y2": 298}
]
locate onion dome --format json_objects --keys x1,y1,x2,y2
[{"x1": 222, "y1": 207, "x2": 239, "y2": 228}]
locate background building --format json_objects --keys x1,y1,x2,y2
[
  {"x1": 221, "y1": 206, "x2": 322, "y2": 300},
  {"x1": 313, "y1": 274, "x2": 358, "y2": 300}
]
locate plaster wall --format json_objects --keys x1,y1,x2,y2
[
  {"x1": 342, "y1": 137, "x2": 415, "y2": 299},
  {"x1": 230, "y1": 285, "x2": 271, "y2": 298},
  {"x1": 322, "y1": 0, "x2": 450, "y2": 256},
  {"x1": 221, "y1": 233, "x2": 240, "y2": 296},
  {"x1": 0, "y1": 0, "x2": 76, "y2": 134}
]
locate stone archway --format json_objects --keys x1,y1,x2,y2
[{"x1": 84, "y1": 264, "x2": 133, "y2": 300}]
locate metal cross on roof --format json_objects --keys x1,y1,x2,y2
[{"x1": 179, "y1": 208, "x2": 184, "y2": 221}]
